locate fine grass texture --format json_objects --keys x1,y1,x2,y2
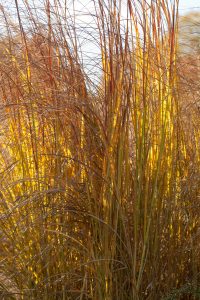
[{"x1": 0, "y1": 0, "x2": 199, "y2": 299}]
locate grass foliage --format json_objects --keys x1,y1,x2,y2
[{"x1": 0, "y1": 0, "x2": 199, "y2": 299}]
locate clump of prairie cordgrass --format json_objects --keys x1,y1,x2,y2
[{"x1": 0, "y1": 0, "x2": 199, "y2": 299}]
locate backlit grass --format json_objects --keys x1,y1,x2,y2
[{"x1": 0, "y1": 1, "x2": 199, "y2": 299}]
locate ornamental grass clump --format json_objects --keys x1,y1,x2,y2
[{"x1": 0, "y1": 0, "x2": 199, "y2": 299}]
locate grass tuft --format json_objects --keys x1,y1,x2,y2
[{"x1": 0, "y1": 1, "x2": 199, "y2": 299}]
